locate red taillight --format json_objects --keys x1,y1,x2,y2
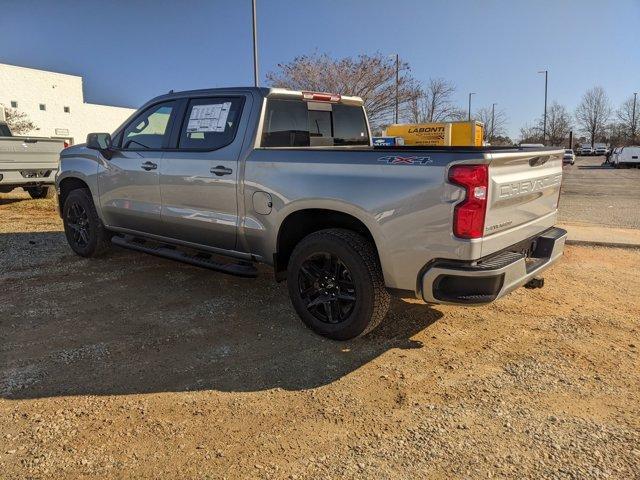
[
  {"x1": 63, "y1": 141, "x2": 70, "y2": 148},
  {"x1": 448, "y1": 164, "x2": 489, "y2": 239},
  {"x1": 302, "y1": 91, "x2": 341, "y2": 102}
]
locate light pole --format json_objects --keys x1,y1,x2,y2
[
  {"x1": 491, "y1": 102, "x2": 497, "y2": 142},
  {"x1": 395, "y1": 53, "x2": 399, "y2": 124},
  {"x1": 252, "y1": 0, "x2": 259, "y2": 87},
  {"x1": 632, "y1": 92, "x2": 638, "y2": 141},
  {"x1": 538, "y1": 70, "x2": 548, "y2": 143},
  {"x1": 468, "y1": 92, "x2": 475, "y2": 121}
]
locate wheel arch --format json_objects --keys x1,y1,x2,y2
[
  {"x1": 57, "y1": 177, "x2": 90, "y2": 217},
  {"x1": 273, "y1": 207, "x2": 386, "y2": 282}
]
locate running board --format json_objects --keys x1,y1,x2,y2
[{"x1": 111, "y1": 235, "x2": 258, "y2": 278}]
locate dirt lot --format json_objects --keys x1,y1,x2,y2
[{"x1": 1, "y1": 191, "x2": 640, "y2": 479}]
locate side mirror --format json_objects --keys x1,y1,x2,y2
[
  {"x1": 86, "y1": 133, "x2": 113, "y2": 159},
  {"x1": 86, "y1": 132, "x2": 111, "y2": 150}
]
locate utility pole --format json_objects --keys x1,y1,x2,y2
[
  {"x1": 468, "y1": 92, "x2": 475, "y2": 121},
  {"x1": 252, "y1": 0, "x2": 259, "y2": 87},
  {"x1": 538, "y1": 70, "x2": 548, "y2": 143},
  {"x1": 633, "y1": 92, "x2": 638, "y2": 142},
  {"x1": 491, "y1": 102, "x2": 497, "y2": 143},
  {"x1": 395, "y1": 53, "x2": 399, "y2": 124}
]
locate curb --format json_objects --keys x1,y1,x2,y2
[{"x1": 565, "y1": 239, "x2": 640, "y2": 250}]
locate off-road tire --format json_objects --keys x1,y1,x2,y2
[
  {"x1": 63, "y1": 188, "x2": 111, "y2": 257},
  {"x1": 25, "y1": 185, "x2": 55, "y2": 199},
  {"x1": 287, "y1": 228, "x2": 390, "y2": 340}
]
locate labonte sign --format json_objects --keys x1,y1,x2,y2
[
  {"x1": 384, "y1": 121, "x2": 484, "y2": 147},
  {"x1": 385, "y1": 123, "x2": 452, "y2": 146}
]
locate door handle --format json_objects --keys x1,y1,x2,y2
[
  {"x1": 141, "y1": 161, "x2": 157, "y2": 171},
  {"x1": 210, "y1": 165, "x2": 233, "y2": 176}
]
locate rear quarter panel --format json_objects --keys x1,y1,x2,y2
[{"x1": 241, "y1": 148, "x2": 484, "y2": 291}]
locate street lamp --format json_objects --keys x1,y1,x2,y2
[
  {"x1": 468, "y1": 92, "x2": 475, "y2": 121},
  {"x1": 538, "y1": 70, "x2": 548, "y2": 143},
  {"x1": 252, "y1": 0, "x2": 259, "y2": 87},
  {"x1": 491, "y1": 102, "x2": 497, "y2": 142},
  {"x1": 394, "y1": 54, "x2": 399, "y2": 123},
  {"x1": 632, "y1": 92, "x2": 637, "y2": 141}
]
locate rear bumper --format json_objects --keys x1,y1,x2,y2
[
  {"x1": 0, "y1": 167, "x2": 57, "y2": 186},
  {"x1": 421, "y1": 227, "x2": 567, "y2": 305}
]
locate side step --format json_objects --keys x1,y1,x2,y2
[{"x1": 111, "y1": 235, "x2": 258, "y2": 278}]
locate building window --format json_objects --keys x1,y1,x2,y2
[
  {"x1": 64, "y1": 106, "x2": 70, "y2": 113},
  {"x1": 39, "y1": 104, "x2": 46, "y2": 111},
  {"x1": 10, "y1": 101, "x2": 18, "y2": 108}
]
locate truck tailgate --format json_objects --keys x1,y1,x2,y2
[
  {"x1": 481, "y1": 148, "x2": 564, "y2": 256},
  {"x1": 0, "y1": 137, "x2": 64, "y2": 167}
]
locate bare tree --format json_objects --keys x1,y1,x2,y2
[
  {"x1": 266, "y1": 53, "x2": 420, "y2": 128},
  {"x1": 519, "y1": 123, "x2": 543, "y2": 144},
  {"x1": 616, "y1": 95, "x2": 639, "y2": 142},
  {"x1": 409, "y1": 78, "x2": 465, "y2": 123},
  {"x1": 474, "y1": 105, "x2": 507, "y2": 143},
  {"x1": 1, "y1": 105, "x2": 38, "y2": 135},
  {"x1": 543, "y1": 102, "x2": 572, "y2": 146},
  {"x1": 575, "y1": 86, "x2": 611, "y2": 147}
]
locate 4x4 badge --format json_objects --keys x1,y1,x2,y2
[{"x1": 377, "y1": 156, "x2": 432, "y2": 165}]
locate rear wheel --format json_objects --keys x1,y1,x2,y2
[
  {"x1": 25, "y1": 185, "x2": 55, "y2": 199},
  {"x1": 63, "y1": 188, "x2": 111, "y2": 257},
  {"x1": 287, "y1": 229, "x2": 390, "y2": 340}
]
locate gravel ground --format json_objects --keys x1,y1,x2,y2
[
  {"x1": 559, "y1": 156, "x2": 640, "y2": 229},
  {"x1": 1, "y1": 191, "x2": 640, "y2": 479}
]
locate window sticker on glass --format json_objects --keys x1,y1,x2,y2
[{"x1": 186, "y1": 102, "x2": 231, "y2": 133}]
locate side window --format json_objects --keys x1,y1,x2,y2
[
  {"x1": 261, "y1": 99, "x2": 310, "y2": 147},
  {"x1": 122, "y1": 102, "x2": 176, "y2": 150},
  {"x1": 178, "y1": 97, "x2": 244, "y2": 150}
]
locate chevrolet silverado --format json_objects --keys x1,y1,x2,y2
[{"x1": 55, "y1": 87, "x2": 566, "y2": 340}]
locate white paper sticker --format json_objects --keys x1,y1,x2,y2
[{"x1": 186, "y1": 102, "x2": 231, "y2": 133}]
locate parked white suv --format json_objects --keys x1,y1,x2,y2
[{"x1": 563, "y1": 149, "x2": 575, "y2": 165}]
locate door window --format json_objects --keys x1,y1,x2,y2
[
  {"x1": 178, "y1": 97, "x2": 244, "y2": 150},
  {"x1": 122, "y1": 102, "x2": 176, "y2": 150}
]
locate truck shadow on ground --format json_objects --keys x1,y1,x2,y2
[
  {"x1": 1, "y1": 231, "x2": 442, "y2": 400},
  {"x1": 0, "y1": 196, "x2": 27, "y2": 206}
]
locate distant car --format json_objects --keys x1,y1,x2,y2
[
  {"x1": 563, "y1": 149, "x2": 575, "y2": 165},
  {"x1": 578, "y1": 146, "x2": 594, "y2": 156},
  {"x1": 594, "y1": 145, "x2": 608, "y2": 156}
]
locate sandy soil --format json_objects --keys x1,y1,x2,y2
[{"x1": 1, "y1": 191, "x2": 639, "y2": 479}]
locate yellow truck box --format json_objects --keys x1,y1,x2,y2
[{"x1": 384, "y1": 121, "x2": 485, "y2": 147}]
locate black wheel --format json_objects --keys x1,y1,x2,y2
[
  {"x1": 25, "y1": 186, "x2": 55, "y2": 199},
  {"x1": 63, "y1": 188, "x2": 111, "y2": 257},
  {"x1": 287, "y1": 229, "x2": 390, "y2": 340}
]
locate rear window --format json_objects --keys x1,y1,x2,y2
[
  {"x1": 261, "y1": 99, "x2": 369, "y2": 147},
  {"x1": 178, "y1": 97, "x2": 244, "y2": 150}
]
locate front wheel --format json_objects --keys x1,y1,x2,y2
[
  {"x1": 25, "y1": 186, "x2": 55, "y2": 199},
  {"x1": 63, "y1": 188, "x2": 111, "y2": 257},
  {"x1": 286, "y1": 229, "x2": 390, "y2": 340}
]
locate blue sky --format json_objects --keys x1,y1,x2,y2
[{"x1": 1, "y1": 0, "x2": 639, "y2": 138}]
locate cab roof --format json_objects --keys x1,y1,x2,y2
[{"x1": 147, "y1": 87, "x2": 364, "y2": 107}]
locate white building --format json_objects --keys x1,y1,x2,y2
[{"x1": 0, "y1": 62, "x2": 136, "y2": 144}]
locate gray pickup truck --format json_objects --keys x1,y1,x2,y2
[
  {"x1": 55, "y1": 87, "x2": 566, "y2": 340},
  {"x1": 0, "y1": 121, "x2": 65, "y2": 198}
]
